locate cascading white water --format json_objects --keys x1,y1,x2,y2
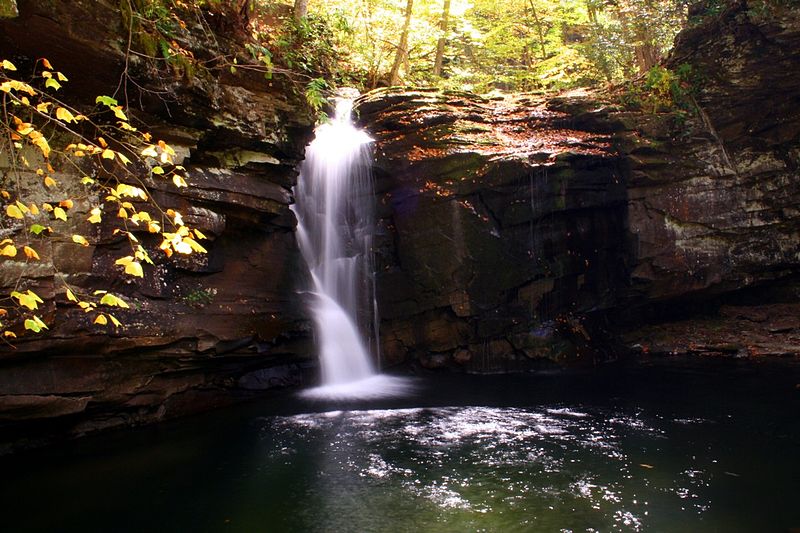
[{"x1": 293, "y1": 97, "x2": 411, "y2": 400}]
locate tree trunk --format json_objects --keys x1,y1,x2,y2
[
  {"x1": 433, "y1": 0, "x2": 451, "y2": 77},
  {"x1": 527, "y1": 0, "x2": 547, "y2": 60},
  {"x1": 293, "y1": 0, "x2": 309, "y2": 21},
  {"x1": 634, "y1": 42, "x2": 660, "y2": 74},
  {"x1": 389, "y1": 0, "x2": 414, "y2": 86}
]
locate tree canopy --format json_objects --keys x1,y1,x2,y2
[{"x1": 266, "y1": 0, "x2": 691, "y2": 93}]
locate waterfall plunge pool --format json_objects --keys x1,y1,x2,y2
[{"x1": 1, "y1": 359, "x2": 798, "y2": 532}]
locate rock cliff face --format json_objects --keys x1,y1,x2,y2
[
  {"x1": 0, "y1": 0, "x2": 314, "y2": 450},
  {"x1": 356, "y1": 0, "x2": 800, "y2": 369}
]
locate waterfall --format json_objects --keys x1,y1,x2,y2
[{"x1": 293, "y1": 97, "x2": 411, "y2": 400}]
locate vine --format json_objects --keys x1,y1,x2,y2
[{"x1": 0, "y1": 57, "x2": 206, "y2": 341}]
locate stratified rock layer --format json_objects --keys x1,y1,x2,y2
[
  {"x1": 0, "y1": 0, "x2": 314, "y2": 450},
  {"x1": 357, "y1": 1, "x2": 800, "y2": 369}
]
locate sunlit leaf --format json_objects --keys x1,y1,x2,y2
[
  {"x1": 6, "y1": 205, "x2": 24, "y2": 219},
  {"x1": 72, "y1": 235, "x2": 89, "y2": 247},
  {"x1": 112, "y1": 106, "x2": 128, "y2": 121},
  {"x1": 88, "y1": 207, "x2": 102, "y2": 224},
  {"x1": 1, "y1": 59, "x2": 17, "y2": 71},
  {"x1": 94, "y1": 314, "x2": 108, "y2": 325},
  {"x1": 66, "y1": 288, "x2": 78, "y2": 302},
  {"x1": 30, "y1": 224, "x2": 47, "y2": 235},
  {"x1": 0, "y1": 244, "x2": 17, "y2": 257},
  {"x1": 53, "y1": 207, "x2": 67, "y2": 221},
  {"x1": 12, "y1": 290, "x2": 43, "y2": 310},
  {"x1": 96, "y1": 95, "x2": 118, "y2": 107},
  {"x1": 55, "y1": 107, "x2": 77, "y2": 123},
  {"x1": 124, "y1": 261, "x2": 144, "y2": 277},
  {"x1": 22, "y1": 246, "x2": 40, "y2": 260},
  {"x1": 101, "y1": 149, "x2": 115, "y2": 160},
  {"x1": 45, "y1": 78, "x2": 61, "y2": 90},
  {"x1": 100, "y1": 293, "x2": 130, "y2": 308},
  {"x1": 44, "y1": 176, "x2": 57, "y2": 188}
]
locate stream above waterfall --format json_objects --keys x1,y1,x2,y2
[{"x1": 1, "y1": 359, "x2": 797, "y2": 532}]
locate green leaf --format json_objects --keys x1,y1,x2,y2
[
  {"x1": 29, "y1": 224, "x2": 46, "y2": 235},
  {"x1": 96, "y1": 95, "x2": 118, "y2": 107}
]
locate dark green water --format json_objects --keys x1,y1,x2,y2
[{"x1": 1, "y1": 359, "x2": 798, "y2": 532}]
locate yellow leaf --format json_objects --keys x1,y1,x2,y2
[
  {"x1": 141, "y1": 145, "x2": 158, "y2": 158},
  {"x1": 193, "y1": 229, "x2": 207, "y2": 240},
  {"x1": 72, "y1": 235, "x2": 89, "y2": 247},
  {"x1": 55, "y1": 107, "x2": 77, "y2": 123},
  {"x1": 53, "y1": 207, "x2": 67, "y2": 221},
  {"x1": 184, "y1": 237, "x2": 207, "y2": 253},
  {"x1": 11, "y1": 290, "x2": 42, "y2": 310},
  {"x1": 0, "y1": 244, "x2": 17, "y2": 257},
  {"x1": 66, "y1": 288, "x2": 78, "y2": 302},
  {"x1": 174, "y1": 240, "x2": 192, "y2": 254},
  {"x1": 101, "y1": 149, "x2": 115, "y2": 160},
  {"x1": 97, "y1": 137, "x2": 108, "y2": 148},
  {"x1": 148, "y1": 221, "x2": 161, "y2": 233},
  {"x1": 44, "y1": 176, "x2": 57, "y2": 188},
  {"x1": 42, "y1": 70, "x2": 52, "y2": 79},
  {"x1": 16, "y1": 122, "x2": 34, "y2": 135},
  {"x1": 29, "y1": 132, "x2": 51, "y2": 157},
  {"x1": 114, "y1": 255, "x2": 134, "y2": 266},
  {"x1": 112, "y1": 106, "x2": 127, "y2": 121},
  {"x1": 117, "y1": 153, "x2": 131, "y2": 165},
  {"x1": 23, "y1": 246, "x2": 39, "y2": 260},
  {"x1": 56, "y1": 71, "x2": 68, "y2": 82},
  {"x1": 172, "y1": 175, "x2": 188, "y2": 188},
  {"x1": 152, "y1": 166, "x2": 165, "y2": 175},
  {"x1": 100, "y1": 293, "x2": 130, "y2": 308},
  {"x1": 118, "y1": 207, "x2": 128, "y2": 219},
  {"x1": 88, "y1": 207, "x2": 102, "y2": 224},
  {"x1": 94, "y1": 314, "x2": 108, "y2": 325},
  {"x1": 36, "y1": 102, "x2": 52, "y2": 113},
  {"x1": 1, "y1": 59, "x2": 17, "y2": 71},
  {"x1": 4, "y1": 331, "x2": 16, "y2": 338},
  {"x1": 28, "y1": 203, "x2": 39, "y2": 215},
  {"x1": 108, "y1": 314, "x2": 122, "y2": 327},
  {"x1": 124, "y1": 261, "x2": 144, "y2": 277},
  {"x1": 6, "y1": 205, "x2": 24, "y2": 219}
]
